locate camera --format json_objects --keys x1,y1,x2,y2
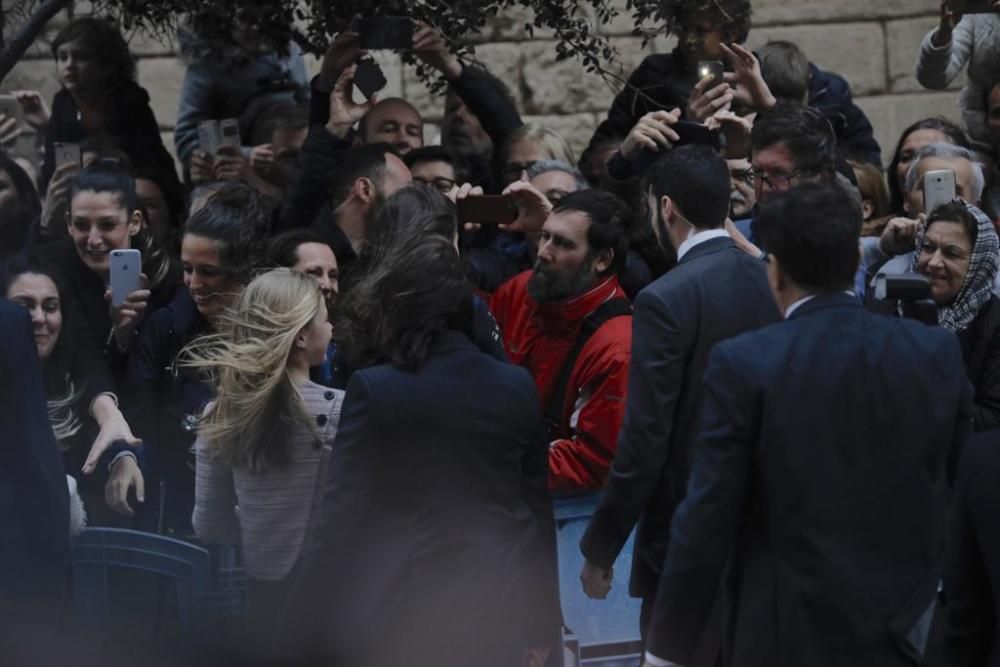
[{"x1": 873, "y1": 274, "x2": 938, "y2": 326}]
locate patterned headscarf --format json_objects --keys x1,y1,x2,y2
[{"x1": 911, "y1": 201, "x2": 1000, "y2": 333}]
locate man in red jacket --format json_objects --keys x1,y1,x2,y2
[{"x1": 491, "y1": 189, "x2": 632, "y2": 492}]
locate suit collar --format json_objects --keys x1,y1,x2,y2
[
  {"x1": 786, "y1": 291, "x2": 861, "y2": 321},
  {"x1": 677, "y1": 235, "x2": 735, "y2": 265}
]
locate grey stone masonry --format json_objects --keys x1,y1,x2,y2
[{"x1": 1, "y1": 1, "x2": 957, "y2": 169}]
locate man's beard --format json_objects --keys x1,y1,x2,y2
[{"x1": 527, "y1": 258, "x2": 598, "y2": 303}]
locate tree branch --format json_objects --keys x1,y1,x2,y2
[{"x1": 0, "y1": 0, "x2": 72, "y2": 83}]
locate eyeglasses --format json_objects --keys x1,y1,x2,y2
[
  {"x1": 747, "y1": 168, "x2": 806, "y2": 191},
  {"x1": 503, "y1": 160, "x2": 539, "y2": 180},
  {"x1": 412, "y1": 176, "x2": 457, "y2": 194}
]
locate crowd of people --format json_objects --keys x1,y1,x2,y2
[{"x1": 2, "y1": 0, "x2": 1000, "y2": 665}]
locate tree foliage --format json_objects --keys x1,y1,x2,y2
[{"x1": 1, "y1": 0, "x2": 737, "y2": 87}]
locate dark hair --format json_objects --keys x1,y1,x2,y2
[
  {"x1": 646, "y1": 145, "x2": 731, "y2": 231},
  {"x1": 552, "y1": 189, "x2": 630, "y2": 277},
  {"x1": 751, "y1": 101, "x2": 837, "y2": 177},
  {"x1": 887, "y1": 117, "x2": 970, "y2": 214},
  {"x1": 759, "y1": 41, "x2": 810, "y2": 102},
  {"x1": 674, "y1": 0, "x2": 753, "y2": 43},
  {"x1": 249, "y1": 102, "x2": 309, "y2": 146},
  {"x1": 366, "y1": 185, "x2": 457, "y2": 250},
  {"x1": 80, "y1": 135, "x2": 131, "y2": 166},
  {"x1": 927, "y1": 199, "x2": 979, "y2": 249},
  {"x1": 403, "y1": 145, "x2": 458, "y2": 170},
  {"x1": 69, "y1": 159, "x2": 173, "y2": 288},
  {"x1": 0, "y1": 153, "x2": 42, "y2": 257},
  {"x1": 184, "y1": 182, "x2": 270, "y2": 283},
  {"x1": 267, "y1": 229, "x2": 335, "y2": 269},
  {"x1": 51, "y1": 17, "x2": 136, "y2": 86},
  {"x1": 337, "y1": 234, "x2": 472, "y2": 372},
  {"x1": 134, "y1": 164, "x2": 186, "y2": 231},
  {"x1": 756, "y1": 182, "x2": 863, "y2": 292},
  {"x1": 329, "y1": 143, "x2": 397, "y2": 208}
]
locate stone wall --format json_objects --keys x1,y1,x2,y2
[{"x1": 2, "y1": 0, "x2": 958, "y2": 170}]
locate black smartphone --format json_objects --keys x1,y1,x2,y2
[
  {"x1": 457, "y1": 195, "x2": 519, "y2": 225},
  {"x1": 358, "y1": 17, "x2": 414, "y2": 50},
  {"x1": 698, "y1": 60, "x2": 725, "y2": 90},
  {"x1": 952, "y1": 0, "x2": 1000, "y2": 13},
  {"x1": 672, "y1": 120, "x2": 721, "y2": 150},
  {"x1": 354, "y1": 58, "x2": 387, "y2": 99}
]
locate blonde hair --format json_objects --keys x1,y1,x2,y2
[
  {"x1": 182, "y1": 268, "x2": 324, "y2": 473},
  {"x1": 505, "y1": 123, "x2": 577, "y2": 167}
]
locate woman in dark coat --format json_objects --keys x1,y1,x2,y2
[
  {"x1": 913, "y1": 200, "x2": 1000, "y2": 430},
  {"x1": 288, "y1": 231, "x2": 560, "y2": 666}
]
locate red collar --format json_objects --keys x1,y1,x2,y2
[{"x1": 532, "y1": 276, "x2": 625, "y2": 334}]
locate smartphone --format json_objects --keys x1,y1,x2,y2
[
  {"x1": 358, "y1": 17, "x2": 414, "y2": 50},
  {"x1": 698, "y1": 60, "x2": 725, "y2": 90},
  {"x1": 672, "y1": 120, "x2": 721, "y2": 150},
  {"x1": 953, "y1": 0, "x2": 1000, "y2": 13},
  {"x1": 109, "y1": 249, "x2": 142, "y2": 307},
  {"x1": 354, "y1": 58, "x2": 388, "y2": 99},
  {"x1": 54, "y1": 141, "x2": 81, "y2": 167},
  {"x1": 0, "y1": 94, "x2": 23, "y2": 124},
  {"x1": 457, "y1": 195, "x2": 518, "y2": 225},
  {"x1": 219, "y1": 118, "x2": 241, "y2": 150},
  {"x1": 198, "y1": 120, "x2": 220, "y2": 154},
  {"x1": 923, "y1": 169, "x2": 956, "y2": 214}
]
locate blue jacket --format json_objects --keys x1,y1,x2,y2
[
  {"x1": 0, "y1": 300, "x2": 70, "y2": 623},
  {"x1": 647, "y1": 293, "x2": 973, "y2": 665}
]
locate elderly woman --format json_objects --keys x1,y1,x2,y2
[{"x1": 913, "y1": 199, "x2": 1000, "y2": 431}]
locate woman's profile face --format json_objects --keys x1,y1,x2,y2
[
  {"x1": 181, "y1": 233, "x2": 245, "y2": 320},
  {"x1": 7, "y1": 272, "x2": 63, "y2": 360},
  {"x1": 896, "y1": 128, "x2": 947, "y2": 196},
  {"x1": 56, "y1": 39, "x2": 106, "y2": 94},
  {"x1": 916, "y1": 220, "x2": 973, "y2": 306}
]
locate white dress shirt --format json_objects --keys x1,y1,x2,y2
[{"x1": 675, "y1": 228, "x2": 730, "y2": 262}]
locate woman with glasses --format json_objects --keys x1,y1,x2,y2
[{"x1": 500, "y1": 123, "x2": 576, "y2": 186}]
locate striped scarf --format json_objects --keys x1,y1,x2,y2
[{"x1": 911, "y1": 202, "x2": 1000, "y2": 333}]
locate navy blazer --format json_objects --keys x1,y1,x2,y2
[
  {"x1": 647, "y1": 293, "x2": 973, "y2": 666},
  {"x1": 290, "y1": 330, "x2": 560, "y2": 666},
  {"x1": 581, "y1": 236, "x2": 780, "y2": 599},
  {"x1": 0, "y1": 300, "x2": 70, "y2": 624},
  {"x1": 943, "y1": 428, "x2": 1000, "y2": 666}
]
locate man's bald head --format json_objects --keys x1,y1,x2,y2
[{"x1": 360, "y1": 97, "x2": 423, "y2": 155}]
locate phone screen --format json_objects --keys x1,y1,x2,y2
[
  {"x1": 54, "y1": 142, "x2": 81, "y2": 167},
  {"x1": 698, "y1": 60, "x2": 725, "y2": 90}
]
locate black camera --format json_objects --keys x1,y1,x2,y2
[{"x1": 873, "y1": 274, "x2": 938, "y2": 326}]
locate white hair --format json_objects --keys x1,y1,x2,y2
[{"x1": 904, "y1": 142, "x2": 985, "y2": 204}]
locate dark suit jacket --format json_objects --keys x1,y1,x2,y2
[
  {"x1": 943, "y1": 429, "x2": 1000, "y2": 666},
  {"x1": 290, "y1": 330, "x2": 560, "y2": 666},
  {"x1": 645, "y1": 293, "x2": 973, "y2": 666},
  {"x1": 0, "y1": 300, "x2": 70, "y2": 625},
  {"x1": 580, "y1": 236, "x2": 780, "y2": 597}
]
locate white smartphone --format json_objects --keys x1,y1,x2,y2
[
  {"x1": 54, "y1": 141, "x2": 81, "y2": 168},
  {"x1": 109, "y1": 249, "x2": 142, "y2": 307},
  {"x1": 923, "y1": 169, "x2": 957, "y2": 214},
  {"x1": 219, "y1": 118, "x2": 241, "y2": 150},
  {"x1": 197, "y1": 120, "x2": 219, "y2": 154}
]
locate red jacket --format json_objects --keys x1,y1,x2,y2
[{"x1": 490, "y1": 271, "x2": 632, "y2": 491}]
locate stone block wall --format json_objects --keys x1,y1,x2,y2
[{"x1": 2, "y1": 0, "x2": 959, "y2": 170}]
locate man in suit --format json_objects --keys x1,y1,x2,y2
[
  {"x1": 642, "y1": 182, "x2": 973, "y2": 667},
  {"x1": 579, "y1": 145, "x2": 780, "y2": 646},
  {"x1": 0, "y1": 299, "x2": 70, "y2": 630},
  {"x1": 942, "y1": 428, "x2": 1000, "y2": 665}
]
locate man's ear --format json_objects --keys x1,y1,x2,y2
[
  {"x1": 659, "y1": 195, "x2": 675, "y2": 230},
  {"x1": 593, "y1": 248, "x2": 614, "y2": 275},
  {"x1": 767, "y1": 253, "x2": 788, "y2": 292},
  {"x1": 355, "y1": 177, "x2": 375, "y2": 204}
]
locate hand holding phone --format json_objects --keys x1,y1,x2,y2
[
  {"x1": 698, "y1": 60, "x2": 725, "y2": 91},
  {"x1": 54, "y1": 141, "x2": 81, "y2": 168},
  {"x1": 354, "y1": 57, "x2": 388, "y2": 99}
]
